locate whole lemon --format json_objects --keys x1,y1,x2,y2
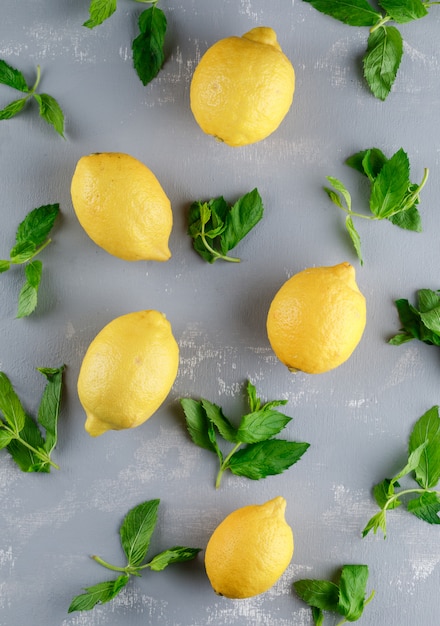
[
  {"x1": 190, "y1": 27, "x2": 295, "y2": 147},
  {"x1": 267, "y1": 262, "x2": 366, "y2": 374},
  {"x1": 205, "y1": 496, "x2": 293, "y2": 599},
  {"x1": 78, "y1": 310, "x2": 179, "y2": 437},
  {"x1": 71, "y1": 152, "x2": 172, "y2": 261}
]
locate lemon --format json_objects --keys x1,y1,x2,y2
[
  {"x1": 190, "y1": 27, "x2": 295, "y2": 147},
  {"x1": 70, "y1": 152, "x2": 172, "y2": 261},
  {"x1": 267, "y1": 262, "x2": 366, "y2": 374},
  {"x1": 205, "y1": 496, "x2": 293, "y2": 599},
  {"x1": 77, "y1": 310, "x2": 179, "y2": 437}
]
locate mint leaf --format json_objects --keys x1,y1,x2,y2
[
  {"x1": 363, "y1": 25, "x2": 403, "y2": 100},
  {"x1": 180, "y1": 398, "x2": 217, "y2": 452},
  {"x1": 337, "y1": 564, "x2": 369, "y2": 621},
  {"x1": 0, "y1": 260, "x2": 10, "y2": 272},
  {"x1": 345, "y1": 215, "x2": 363, "y2": 265},
  {"x1": 390, "y1": 292, "x2": 440, "y2": 346},
  {"x1": 0, "y1": 372, "x2": 27, "y2": 434},
  {"x1": 378, "y1": 0, "x2": 428, "y2": 23},
  {"x1": 148, "y1": 547, "x2": 202, "y2": 572},
  {"x1": 34, "y1": 93, "x2": 65, "y2": 137},
  {"x1": 293, "y1": 579, "x2": 340, "y2": 611},
  {"x1": 373, "y1": 478, "x2": 401, "y2": 510},
  {"x1": 133, "y1": 5, "x2": 167, "y2": 86},
  {"x1": 0, "y1": 430, "x2": 14, "y2": 449},
  {"x1": 362, "y1": 509, "x2": 387, "y2": 537},
  {"x1": 407, "y1": 491, "x2": 440, "y2": 524},
  {"x1": 302, "y1": 0, "x2": 381, "y2": 26},
  {"x1": 201, "y1": 399, "x2": 237, "y2": 443},
  {"x1": 387, "y1": 203, "x2": 421, "y2": 232},
  {"x1": 220, "y1": 188, "x2": 264, "y2": 255},
  {"x1": 346, "y1": 148, "x2": 387, "y2": 180},
  {"x1": 37, "y1": 366, "x2": 64, "y2": 455},
  {"x1": 120, "y1": 499, "x2": 159, "y2": 568},
  {"x1": 369, "y1": 148, "x2": 410, "y2": 218},
  {"x1": 237, "y1": 409, "x2": 291, "y2": 444},
  {"x1": 83, "y1": 0, "x2": 117, "y2": 29},
  {"x1": 228, "y1": 439, "x2": 310, "y2": 480},
  {"x1": 16, "y1": 278, "x2": 39, "y2": 319},
  {"x1": 15, "y1": 203, "x2": 59, "y2": 247},
  {"x1": 408, "y1": 406, "x2": 440, "y2": 489},
  {"x1": 0, "y1": 59, "x2": 29, "y2": 92},
  {"x1": 68, "y1": 576, "x2": 129, "y2": 612},
  {"x1": 0, "y1": 98, "x2": 27, "y2": 120}
]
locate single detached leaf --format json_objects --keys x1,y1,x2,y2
[
  {"x1": 68, "y1": 575, "x2": 129, "y2": 612},
  {"x1": 132, "y1": 6, "x2": 167, "y2": 86},
  {"x1": 293, "y1": 578, "x2": 340, "y2": 612},
  {"x1": 369, "y1": 148, "x2": 410, "y2": 219},
  {"x1": 408, "y1": 406, "x2": 440, "y2": 489},
  {"x1": 148, "y1": 546, "x2": 201, "y2": 572},
  {"x1": 34, "y1": 93, "x2": 65, "y2": 137},
  {"x1": 378, "y1": 0, "x2": 428, "y2": 23},
  {"x1": 407, "y1": 491, "x2": 440, "y2": 524},
  {"x1": 181, "y1": 398, "x2": 217, "y2": 452},
  {"x1": 120, "y1": 499, "x2": 160, "y2": 568},
  {"x1": 236, "y1": 409, "x2": 291, "y2": 444},
  {"x1": 201, "y1": 399, "x2": 237, "y2": 443},
  {"x1": 337, "y1": 564, "x2": 369, "y2": 621},
  {"x1": 228, "y1": 439, "x2": 309, "y2": 480},
  {"x1": 37, "y1": 365, "x2": 65, "y2": 454},
  {"x1": 83, "y1": 0, "x2": 117, "y2": 29},
  {"x1": 0, "y1": 98, "x2": 27, "y2": 120},
  {"x1": 0, "y1": 59, "x2": 29, "y2": 92},
  {"x1": 15, "y1": 203, "x2": 59, "y2": 248},
  {"x1": 302, "y1": 0, "x2": 381, "y2": 26},
  {"x1": 0, "y1": 372, "x2": 27, "y2": 434},
  {"x1": 220, "y1": 188, "x2": 264, "y2": 255},
  {"x1": 363, "y1": 25, "x2": 403, "y2": 100}
]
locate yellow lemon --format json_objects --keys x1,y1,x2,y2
[
  {"x1": 267, "y1": 262, "x2": 366, "y2": 374},
  {"x1": 190, "y1": 27, "x2": 295, "y2": 147},
  {"x1": 205, "y1": 496, "x2": 293, "y2": 599},
  {"x1": 71, "y1": 152, "x2": 172, "y2": 261},
  {"x1": 77, "y1": 310, "x2": 179, "y2": 437}
]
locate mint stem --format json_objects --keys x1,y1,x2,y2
[{"x1": 215, "y1": 442, "x2": 242, "y2": 488}]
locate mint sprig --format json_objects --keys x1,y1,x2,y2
[
  {"x1": 0, "y1": 60, "x2": 65, "y2": 136},
  {"x1": 0, "y1": 366, "x2": 65, "y2": 472},
  {"x1": 187, "y1": 189, "x2": 264, "y2": 263},
  {"x1": 0, "y1": 204, "x2": 59, "y2": 317},
  {"x1": 303, "y1": 0, "x2": 439, "y2": 100},
  {"x1": 180, "y1": 380, "x2": 310, "y2": 488},
  {"x1": 84, "y1": 1, "x2": 167, "y2": 86},
  {"x1": 325, "y1": 147, "x2": 428, "y2": 264},
  {"x1": 389, "y1": 288, "x2": 440, "y2": 346},
  {"x1": 294, "y1": 564, "x2": 375, "y2": 625},
  {"x1": 68, "y1": 499, "x2": 201, "y2": 613},
  {"x1": 363, "y1": 406, "x2": 440, "y2": 538}
]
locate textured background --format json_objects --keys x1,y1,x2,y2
[{"x1": 1, "y1": 1, "x2": 440, "y2": 624}]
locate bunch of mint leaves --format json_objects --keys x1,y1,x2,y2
[
  {"x1": 0, "y1": 60, "x2": 65, "y2": 136},
  {"x1": 303, "y1": 0, "x2": 439, "y2": 100},
  {"x1": 0, "y1": 366, "x2": 64, "y2": 472},
  {"x1": 187, "y1": 188, "x2": 264, "y2": 263},
  {"x1": 325, "y1": 147, "x2": 428, "y2": 264},
  {"x1": 180, "y1": 380, "x2": 310, "y2": 488},
  {"x1": 389, "y1": 288, "x2": 440, "y2": 347},
  {"x1": 0, "y1": 204, "x2": 59, "y2": 318},
  {"x1": 363, "y1": 405, "x2": 440, "y2": 538},
  {"x1": 294, "y1": 564, "x2": 375, "y2": 625},
  {"x1": 68, "y1": 499, "x2": 201, "y2": 612},
  {"x1": 84, "y1": 0, "x2": 167, "y2": 86}
]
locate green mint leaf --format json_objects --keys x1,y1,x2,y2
[
  {"x1": 363, "y1": 25, "x2": 403, "y2": 100},
  {"x1": 228, "y1": 439, "x2": 310, "y2": 480},
  {"x1": 9, "y1": 241, "x2": 37, "y2": 264},
  {"x1": 37, "y1": 365, "x2": 65, "y2": 455},
  {"x1": 68, "y1": 575, "x2": 129, "y2": 612},
  {"x1": 0, "y1": 429, "x2": 14, "y2": 449},
  {"x1": 33, "y1": 93, "x2": 65, "y2": 137},
  {"x1": 394, "y1": 442, "x2": 428, "y2": 483},
  {"x1": 16, "y1": 279, "x2": 38, "y2": 319},
  {"x1": 15, "y1": 203, "x2": 59, "y2": 248},
  {"x1": 325, "y1": 176, "x2": 352, "y2": 211},
  {"x1": 407, "y1": 491, "x2": 440, "y2": 524},
  {"x1": 180, "y1": 398, "x2": 218, "y2": 452},
  {"x1": 246, "y1": 380, "x2": 260, "y2": 412},
  {"x1": 373, "y1": 478, "x2": 401, "y2": 510},
  {"x1": 303, "y1": 0, "x2": 381, "y2": 26},
  {"x1": 201, "y1": 399, "x2": 237, "y2": 443},
  {"x1": 236, "y1": 409, "x2": 291, "y2": 444},
  {"x1": 387, "y1": 203, "x2": 422, "y2": 232},
  {"x1": 120, "y1": 499, "x2": 160, "y2": 568},
  {"x1": 345, "y1": 215, "x2": 363, "y2": 265},
  {"x1": 147, "y1": 546, "x2": 201, "y2": 572},
  {"x1": 0, "y1": 260, "x2": 10, "y2": 272},
  {"x1": 378, "y1": 0, "x2": 428, "y2": 23},
  {"x1": 390, "y1": 293, "x2": 440, "y2": 346},
  {"x1": 408, "y1": 406, "x2": 440, "y2": 489},
  {"x1": 219, "y1": 188, "x2": 264, "y2": 255},
  {"x1": 391, "y1": 298, "x2": 422, "y2": 341},
  {"x1": 0, "y1": 59, "x2": 29, "y2": 92},
  {"x1": 312, "y1": 606, "x2": 324, "y2": 626},
  {"x1": 293, "y1": 578, "x2": 340, "y2": 612},
  {"x1": 133, "y1": 6, "x2": 167, "y2": 86},
  {"x1": 337, "y1": 564, "x2": 369, "y2": 621},
  {"x1": 0, "y1": 372, "x2": 27, "y2": 434},
  {"x1": 0, "y1": 98, "x2": 27, "y2": 120},
  {"x1": 418, "y1": 288, "x2": 440, "y2": 315},
  {"x1": 419, "y1": 295, "x2": 440, "y2": 335},
  {"x1": 346, "y1": 148, "x2": 387, "y2": 180},
  {"x1": 362, "y1": 509, "x2": 387, "y2": 537},
  {"x1": 6, "y1": 412, "x2": 48, "y2": 472},
  {"x1": 369, "y1": 148, "x2": 410, "y2": 218},
  {"x1": 83, "y1": 0, "x2": 117, "y2": 29}
]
